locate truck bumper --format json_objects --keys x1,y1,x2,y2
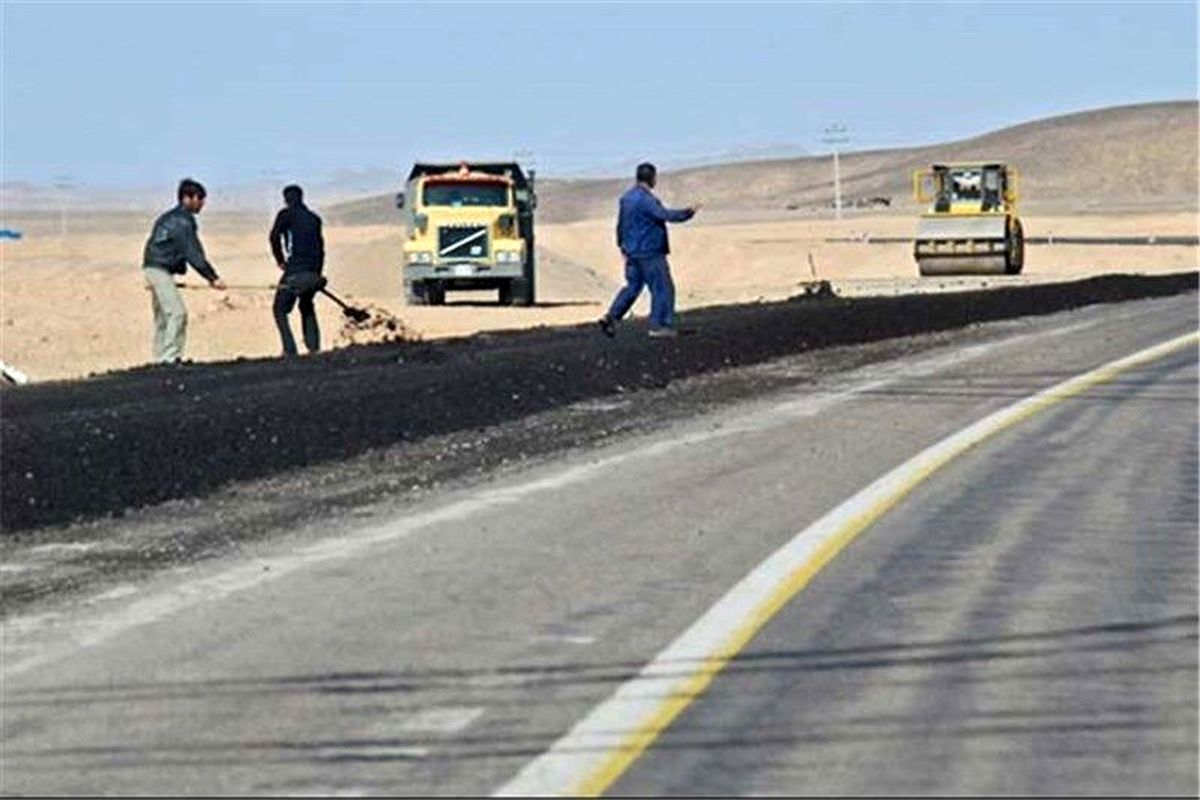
[{"x1": 405, "y1": 261, "x2": 525, "y2": 282}]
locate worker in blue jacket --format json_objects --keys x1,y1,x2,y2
[{"x1": 599, "y1": 163, "x2": 700, "y2": 338}]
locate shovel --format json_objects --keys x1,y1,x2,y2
[
  {"x1": 316, "y1": 278, "x2": 371, "y2": 323},
  {"x1": 165, "y1": 277, "x2": 372, "y2": 324}
]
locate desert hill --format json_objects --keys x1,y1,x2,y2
[{"x1": 324, "y1": 100, "x2": 1198, "y2": 226}]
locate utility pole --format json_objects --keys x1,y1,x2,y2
[
  {"x1": 52, "y1": 174, "x2": 77, "y2": 239},
  {"x1": 821, "y1": 125, "x2": 850, "y2": 220}
]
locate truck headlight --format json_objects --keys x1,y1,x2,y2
[
  {"x1": 407, "y1": 251, "x2": 433, "y2": 264},
  {"x1": 496, "y1": 250, "x2": 521, "y2": 264}
]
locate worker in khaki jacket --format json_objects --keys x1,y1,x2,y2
[{"x1": 141, "y1": 179, "x2": 226, "y2": 363}]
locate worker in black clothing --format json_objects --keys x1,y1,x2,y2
[{"x1": 269, "y1": 184, "x2": 325, "y2": 356}]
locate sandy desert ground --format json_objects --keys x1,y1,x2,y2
[
  {"x1": 1, "y1": 209, "x2": 1196, "y2": 382},
  {"x1": 5, "y1": 100, "x2": 1197, "y2": 382}
]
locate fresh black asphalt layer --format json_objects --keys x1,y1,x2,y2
[
  {"x1": 0, "y1": 326, "x2": 1021, "y2": 614},
  {"x1": 2, "y1": 272, "x2": 1196, "y2": 532}
]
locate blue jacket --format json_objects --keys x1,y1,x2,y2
[{"x1": 616, "y1": 185, "x2": 694, "y2": 257}]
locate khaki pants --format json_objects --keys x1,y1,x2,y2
[{"x1": 143, "y1": 267, "x2": 188, "y2": 363}]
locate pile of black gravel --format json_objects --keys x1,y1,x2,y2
[{"x1": 2, "y1": 272, "x2": 1195, "y2": 532}]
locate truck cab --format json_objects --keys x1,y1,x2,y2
[{"x1": 398, "y1": 162, "x2": 536, "y2": 306}]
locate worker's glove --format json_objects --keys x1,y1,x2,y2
[{"x1": 316, "y1": 275, "x2": 329, "y2": 291}]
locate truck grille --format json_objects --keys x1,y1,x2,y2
[{"x1": 438, "y1": 225, "x2": 489, "y2": 259}]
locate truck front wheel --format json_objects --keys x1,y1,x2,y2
[
  {"x1": 426, "y1": 282, "x2": 446, "y2": 306},
  {"x1": 404, "y1": 281, "x2": 427, "y2": 306},
  {"x1": 406, "y1": 281, "x2": 445, "y2": 306},
  {"x1": 509, "y1": 278, "x2": 534, "y2": 307}
]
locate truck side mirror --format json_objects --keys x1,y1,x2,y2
[
  {"x1": 395, "y1": 192, "x2": 405, "y2": 209},
  {"x1": 516, "y1": 189, "x2": 537, "y2": 210}
]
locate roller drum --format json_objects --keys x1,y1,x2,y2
[{"x1": 915, "y1": 215, "x2": 1014, "y2": 276}]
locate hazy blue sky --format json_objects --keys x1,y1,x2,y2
[{"x1": 3, "y1": 1, "x2": 1197, "y2": 188}]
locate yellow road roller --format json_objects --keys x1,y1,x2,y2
[{"x1": 913, "y1": 163, "x2": 1024, "y2": 275}]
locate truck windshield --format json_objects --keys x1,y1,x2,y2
[{"x1": 423, "y1": 182, "x2": 509, "y2": 207}]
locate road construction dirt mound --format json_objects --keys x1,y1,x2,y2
[
  {"x1": 2, "y1": 272, "x2": 1195, "y2": 532},
  {"x1": 337, "y1": 303, "x2": 421, "y2": 346}
]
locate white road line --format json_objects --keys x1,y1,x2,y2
[
  {"x1": 0, "y1": 317, "x2": 1102, "y2": 679},
  {"x1": 531, "y1": 634, "x2": 597, "y2": 645},
  {"x1": 85, "y1": 585, "x2": 139, "y2": 604},
  {"x1": 27, "y1": 542, "x2": 98, "y2": 554},
  {"x1": 313, "y1": 745, "x2": 429, "y2": 760},
  {"x1": 392, "y1": 705, "x2": 486, "y2": 734},
  {"x1": 492, "y1": 331, "x2": 1198, "y2": 797},
  {"x1": 2, "y1": 611, "x2": 63, "y2": 633}
]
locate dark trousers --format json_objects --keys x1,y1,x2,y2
[
  {"x1": 606, "y1": 255, "x2": 675, "y2": 329},
  {"x1": 274, "y1": 271, "x2": 322, "y2": 355}
]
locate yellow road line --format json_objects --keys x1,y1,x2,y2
[
  {"x1": 496, "y1": 330, "x2": 1198, "y2": 797},
  {"x1": 576, "y1": 331, "x2": 1198, "y2": 796}
]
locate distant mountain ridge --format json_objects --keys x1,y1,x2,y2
[
  {"x1": 4, "y1": 101, "x2": 1195, "y2": 222},
  {"x1": 0, "y1": 167, "x2": 403, "y2": 216},
  {"x1": 323, "y1": 100, "x2": 1198, "y2": 226}
]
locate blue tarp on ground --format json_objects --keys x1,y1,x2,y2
[{"x1": 0, "y1": 229, "x2": 24, "y2": 240}]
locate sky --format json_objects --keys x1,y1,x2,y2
[{"x1": 2, "y1": 0, "x2": 1197, "y2": 190}]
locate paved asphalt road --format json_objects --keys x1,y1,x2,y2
[{"x1": 2, "y1": 294, "x2": 1196, "y2": 796}]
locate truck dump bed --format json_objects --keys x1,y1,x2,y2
[{"x1": 407, "y1": 162, "x2": 532, "y2": 193}]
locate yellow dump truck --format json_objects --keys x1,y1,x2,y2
[
  {"x1": 912, "y1": 162, "x2": 1024, "y2": 276},
  {"x1": 397, "y1": 162, "x2": 537, "y2": 305}
]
